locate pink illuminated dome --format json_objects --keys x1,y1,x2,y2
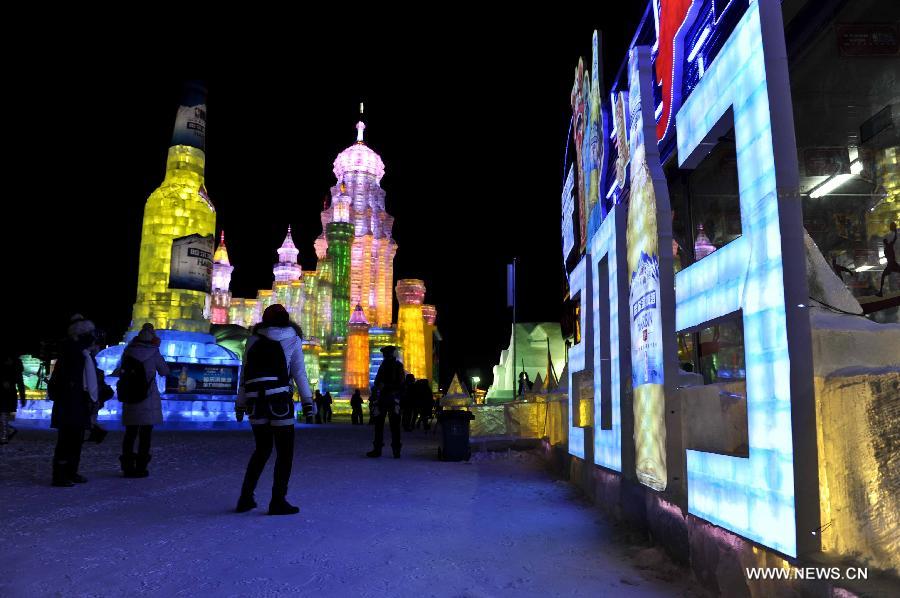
[{"x1": 333, "y1": 120, "x2": 385, "y2": 183}]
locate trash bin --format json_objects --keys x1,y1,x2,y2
[{"x1": 436, "y1": 409, "x2": 475, "y2": 461}]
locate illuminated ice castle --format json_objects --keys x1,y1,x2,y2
[
  {"x1": 213, "y1": 109, "x2": 439, "y2": 394},
  {"x1": 79, "y1": 90, "x2": 439, "y2": 429}
]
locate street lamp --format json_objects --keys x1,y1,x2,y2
[{"x1": 471, "y1": 376, "x2": 481, "y2": 401}]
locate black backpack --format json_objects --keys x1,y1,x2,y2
[
  {"x1": 243, "y1": 335, "x2": 289, "y2": 400},
  {"x1": 117, "y1": 354, "x2": 149, "y2": 404}
]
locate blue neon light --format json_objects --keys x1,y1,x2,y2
[
  {"x1": 675, "y1": 1, "x2": 801, "y2": 557},
  {"x1": 590, "y1": 205, "x2": 627, "y2": 471},
  {"x1": 567, "y1": 257, "x2": 588, "y2": 459}
]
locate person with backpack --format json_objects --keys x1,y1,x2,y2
[
  {"x1": 48, "y1": 315, "x2": 99, "y2": 486},
  {"x1": 0, "y1": 346, "x2": 27, "y2": 445},
  {"x1": 235, "y1": 304, "x2": 315, "y2": 516},
  {"x1": 367, "y1": 346, "x2": 406, "y2": 458},
  {"x1": 116, "y1": 323, "x2": 169, "y2": 478}
]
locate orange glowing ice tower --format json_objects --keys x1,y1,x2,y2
[
  {"x1": 345, "y1": 304, "x2": 371, "y2": 390},
  {"x1": 396, "y1": 279, "x2": 427, "y2": 379}
]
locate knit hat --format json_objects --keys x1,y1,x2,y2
[
  {"x1": 380, "y1": 345, "x2": 397, "y2": 356},
  {"x1": 262, "y1": 304, "x2": 290, "y2": 326},
  {"x1": 136, "y1": 322, "x2": 157, "y2": 343},
  {"x1": 67, "y1": 314, "x2": 96, "y2": 340}
]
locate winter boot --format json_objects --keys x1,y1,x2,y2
[
  {"x1": 268, "y1": 496, "x2": 300, "y2": 516},
  {"x1": 52, "y1": 462, "x2": 74, "y2": 487},
  {"x1": 120, "y1": 454, "x2": 140, "y2": 478},
  {"x1": 392, "y1": 443, "x2": 402, "y2": 459},
  {"x1": 0, "y1": 413, "x2": 8, "y2": 444},
  {"x1": 134, "y1": 454, "x2": 151, "y2": 478},
  {"x1": 70, "y1": 473, "x2": 88, "y2": 483},
  {"x1": 236, "y1": 494, "x2": 257, "y2": 513},
  {"x1": 366, "y1": 444, "x2": 383, "y2": 458},
  {"x1": 87, "y1": 424, "x2": 108, "y2": 444}
]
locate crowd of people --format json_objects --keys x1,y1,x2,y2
[{"x1": 0, "y1": 304, "x2": 440, "y2": 518}]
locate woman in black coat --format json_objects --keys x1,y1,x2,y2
[
  {"x1": 0, "y1": 348, "x2": 26, "y2": 444},
  {"x1": 49, "y1": 316, "x2": 97, "y2": 487}
]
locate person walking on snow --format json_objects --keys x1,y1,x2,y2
[
  {"x1": 235, "y1": 304, "x2": 315, "y2": 515},
  {"x1": 116, "y1": 323, "x2": 169, "y2": 478},
  {"x1": 0, "y1": 347, "x2": 27, "y2": 444}
]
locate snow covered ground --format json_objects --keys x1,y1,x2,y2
[{"x1": 1, "y1": 423, "x2": 704, "y2": 597}]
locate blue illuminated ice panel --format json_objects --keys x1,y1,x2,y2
[{"x1": 675, "y1": 1, "x2": 799, "y2": 557}]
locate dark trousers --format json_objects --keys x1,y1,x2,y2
[
  {"x1": 53, "y1": 426, "x2": 84, "y2": 480},
  {"x1": 351, "y1": 406, "x2": 363, "y2": 425},
  {"x1": 123, "y1": 425, "x2": 153, "y2": 456},
  {"x1": 241, "y1": 424, "x2": 294, "y2": 499},
  {"x1": 372, "y1": 408, "x2": 401, "y2": 451},
  {"x1": 415, "y1": 408, "x2": 432, "y2": 430},
  {"x1": 401, "y1": 406, "x2": 415, "y2": 431}
]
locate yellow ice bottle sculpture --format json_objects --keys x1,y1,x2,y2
[{"x1": 131, "y1": 82, "x2": 216, "y2": 333}]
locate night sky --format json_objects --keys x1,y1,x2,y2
[{"x1": 7, "y1": 11, "x2": 646, "y2": 389}]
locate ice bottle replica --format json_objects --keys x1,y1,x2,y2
[
  {"x1": 94, "y1": 81, "x2": 240, "y2": 422},
  {"x1": 131, "y1": 81, "x2": 216, "y2": 333}
]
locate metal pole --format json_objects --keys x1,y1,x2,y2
[{"x1": 512, "y1": 257, "x2": 517, "y2": 398}]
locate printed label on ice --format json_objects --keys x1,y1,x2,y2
[
  {"x1": 165, "y1": 363, "x2": 239, "y2": 394},
  {"x1": 169, "y1": 233, "x2": 214, "y2": 293},
  {"x1": 171, "y1": 103, "x2": 207, "y2": 149},
  {"x1": 629, "y1": 251, "x2": 663, "y2": 387}
]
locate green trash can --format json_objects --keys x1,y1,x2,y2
[{"x1": 436, "y1": 409, "x2": 475, "y2": 461}]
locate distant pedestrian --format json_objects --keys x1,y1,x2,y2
[
  {"x1": 517, "y1": 371, "x2": 531, "y2": 397},
  {"x1": 414, "y1": 379, "x2": 433, "y2": 431},
  {"x1": 314, "y1": 390, "x2": 324, "y2": 424},
  {"x1": 0, "y1": 347, "x2": 27, "y2": 445},
  {"x1": 323, "y1": 391, "x2": 333, "y2": 423},
  {"x1": 350, "y1": 389, "x2": 364, "y2": 425},
  {"x1": 235, "y1": 304, "x2": 315, "y2": 515},
  {"x1": 367, "y1": 346, "x2": 405, "y2": 458},
  {"x1": 48, "y1": 315, "x2": 98, "y2": 486},
  {"x1": 115, "y1": 323, "x2": 169, "y2": 478},
  {"x1": 401, "y1": 374, "x2": 416, "y2": 431},
  {"x1": 876, "y1": 222, "x2": 898, "y2": 297}
]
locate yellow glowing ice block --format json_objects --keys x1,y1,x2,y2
[
  {"x1": 131, "y1": 144, "x2": 215, "y2": 332},
  {"x1": 422, "y1": 304, "x2": 437, "y2": 386},
  {"x1": 396, "y1": 279, "x2": 427, "y2": 379}
]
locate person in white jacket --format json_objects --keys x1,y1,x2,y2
[{"x1": 235, "y1": 304, "x2": 315, "y2": 515}]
